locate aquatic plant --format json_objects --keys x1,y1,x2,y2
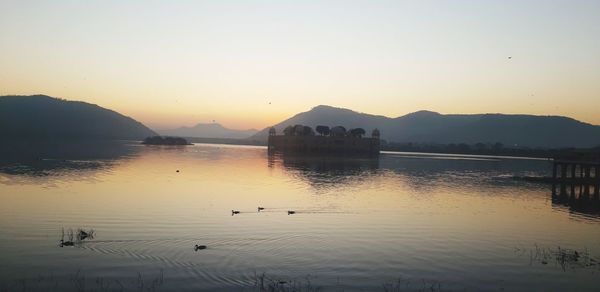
[
  {"x1": 382, "y1": 278, "x2": 441, "y2": 292},
  {"x1": 0, "y1": 270, "x2": 164, "y2": 292},
  {"x1": 250, "y1": 272, "x2": 322, "y2": 292},
  {"x1": 515, "y1": 244, "x2": 600, "y2": 271}
]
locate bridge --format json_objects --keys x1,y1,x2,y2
[{"x1": 552, "y1": 151, "x2": 600, "y2": 199}]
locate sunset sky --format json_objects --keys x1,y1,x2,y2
[{"x1": 1, "y1": 0, "x2": 599, "y2": 130}]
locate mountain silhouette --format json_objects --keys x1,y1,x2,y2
[
  {"x1": 253, "y1": 105, "x2": 600, "y2": 148},
  {"x1": 159, "y1": 123, "x2": 258, "y2": 139},
  {"x1": 0, "y1": 95, "x2": 156, "y2": 140}
]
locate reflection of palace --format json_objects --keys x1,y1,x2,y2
[
  {"x1": 280, "y1": 155, "x2": 379, "y2": 173},
  {"x1": 268, "y1": 153, "x2": 380, "y2": 189}
]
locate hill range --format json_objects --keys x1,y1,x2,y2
[
  {"x1": 252, "y1": 105, "x2": 600, "y2": 148},
  {"x1": 2, "y1": 95, "x2": 599, "y2": 149},
  {"x1": 158, "y1": 123, "x2": 258, "y2": 139},
  {"x1": 0, "y1": 95, "x2": 156, "y2": 140}
]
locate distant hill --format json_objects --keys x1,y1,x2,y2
[
  {"x1": 158, "y1": 123, "x2": 258, "y2": 139},
  {"x1": 0, "y1": 95, "x2": 156, "y2": 140},
  {"x1": 252, "y1": 105, "x2": 600, "y2": 148}
]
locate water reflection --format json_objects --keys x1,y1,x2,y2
[
  {"x1": 0, "y1": 140, "x2": 140, "y2": 177},
  {"x1": 268, "y1": 152, "x2": 600, "y2": 219},
  {"x1": 380, "y1": 152, "x2": 551, "y2": 178},
  {"x1": 552, "y1": 184, "x2": 600, "y2": 218},
  {"x1": 1, "y1": 145, "x2": 599, "y2": 291},
  {"x1": 269, "y1": 153, "x2": 379, "y2": 190},
  {"x1": 271, "y1": 151, "x2": 552, "y2": 194}
]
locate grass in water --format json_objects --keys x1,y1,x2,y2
[
  {"x1": 514, "y1": 244, "x2": 600, "y2": 271},
  {"x1": 0, "y1": 269, "x2": 164, "y2": 292}
]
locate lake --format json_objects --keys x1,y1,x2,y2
[{"x1": 0, "y1": 142, "x2": 598, "y2": 291}]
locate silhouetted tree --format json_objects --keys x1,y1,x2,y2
[
  {"x1": 283, "y1": 126, "x2": 294, "y2": 136},
  {"x1": 303, "y1": 126, "x2": 315, "y2": 136},
  {"x1": 330, "y1": 126, "x2": 346, "y2": 137},
  {"x1": 142, "y1": 136, "x2": 189, "y2": 145},
  {"x1": 349, "y1": 128, "x2": 366, "y2": 138},
  {"x1": 371, "y1": 128, "x2": 380, "y2": 138},
  {"x1": 493, "y1": 142, "x2": 504, "y2": 151},
  {"x1": 293, "y1": 124, "x2": 305, "y2": 136},
  {"x1": 474, "y1": 142, "x2": 486, "y2": 151},
  {"x1": 316, "y1": 125, "x2": 330, "y2": 136},
  {"x1": 457, "y1": 143, "x2": 470, "y2": 152}
]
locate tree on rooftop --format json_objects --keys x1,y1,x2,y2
[
  {"x1": 303, "y1": 126, "x2": 315, "y2": 136},
  {"x1": 283, "y1": 126, "x2": 294, "y2": 136},
  {"x1": 330, "y1": 126, "x2": 346, "y2": 137},
  {"x1": 316, "y1": 125, "x2": 330, "y2": 136},
  {"x1": 349, "y1": 128, "x2": 366, "y2": 138}
]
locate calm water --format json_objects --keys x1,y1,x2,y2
[{"x1": 0, "y1": 143, "x2": 599, "y2": 291}]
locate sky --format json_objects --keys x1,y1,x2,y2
[{"x1": 1, "y1": 0, "x2": 599, "y2": 130}]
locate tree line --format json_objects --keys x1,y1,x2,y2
[{"x1": 279, "y1": 125, "x2": 368, "y2": 138}]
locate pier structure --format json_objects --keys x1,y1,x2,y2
[{"x1": 552, "y1": 152, "x2": 600, "y2": 200}]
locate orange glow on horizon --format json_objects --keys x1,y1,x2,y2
[{"x1": 2, "y1": 1, "x2": 600, "y2": 129}]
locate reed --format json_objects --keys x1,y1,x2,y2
[
  {"x1": 515, "y1": 244, "x2": 600, "y2": 271},
  {"x1": 249, "y1": 272, "x2": 322, "y2": 292},
  {"x1": 0, "y1": 270, "x2": 164, "y2": 292}
]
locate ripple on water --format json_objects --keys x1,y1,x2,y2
[{"x1": 1, "y1": 146, "x2": 599, "y2": 291}]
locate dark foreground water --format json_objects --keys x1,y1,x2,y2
[{"x1": 0, "y1": 142, "x2": 598, "y2": 291}]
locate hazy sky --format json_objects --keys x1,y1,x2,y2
[{"x1": 1, "y1": 0, "x2": 599, "y2": 130}]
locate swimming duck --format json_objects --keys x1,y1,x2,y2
[
  {"x1": 60, "y1": 239, "x2": 75, "y2": 247},
  {"x1": 257, "y1": 207, "x2": 265, "y2": 212},
  {"x1": 287, "y1": 210, "x2": 295, "y2": 215},
  {"x1": 78, "y1": 230, "x2": 89, "y2": 240},
  {"x1": 232, "y1": 210, "x2": 240, "y2": 215},
  {"x1": 194, "y1": 244, "x2": 207, "y2": 251}
]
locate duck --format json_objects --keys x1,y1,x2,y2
[
  {"x1": 287, "y1": 210, "x2": 296, "y2": 215},
  {"x1": 78, "y1": 230, "x2": 89, "y2": 240},
  {"x1": 257, "y1": 207, "x2": 265, "y2": 212},
  {"x1": 194, "y1": 244, "x2": 207, "y2": 251},
  {"x1": 231, "y1": 210, "x2": 240, "y2": 215},
  {"x1": 60, "y1": 239, "x2": 75, "y2": 247}
]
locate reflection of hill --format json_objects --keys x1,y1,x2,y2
[
  {"x1": 379, "y1": 153, "x2": 549, "y2": 174},
  {"x1": 0, "y1": 140, "x2": 139, "y2": 176},
  {"x1": 379, "y1": 153, "x2": 552, "y2": 187},
  {"x1": 272, "y1": 152, "x2": 553, "y2": 193}
]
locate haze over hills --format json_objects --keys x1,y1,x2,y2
[
  {"x1": 0, "y1": 95, "x2": 156, "y2": 140},
  {"x1": 2, "y1": 95, "x2": 599, "y2": 149},
  {"x1": 253, "y1": 105, "x2": 600, "y2": 148},
  {"x1": 158, "y1": 123, "x2": 258, "y2": 139}
]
